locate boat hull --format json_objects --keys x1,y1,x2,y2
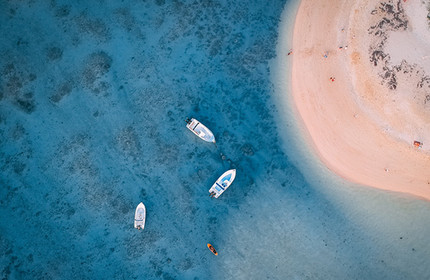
[
  {"x1": 186, "y1": 118, "x2": 216, "y2": 143},
  {"x1": 134, "y1": 202, "x2": 146, "y2": 230},
  {"x1": 209, "y1": 169, "x2": 236, "y2": 198}
]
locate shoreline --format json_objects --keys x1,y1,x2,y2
[{"x1": 288, "y1": 0, "x2": 430, "y2": 200}]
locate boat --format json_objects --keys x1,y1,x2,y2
[
  {"x1": 207, "y1": 243, "x2": 218, "y2": 255},
  {"x1": 134, "y1": 202, "x2": 146, "y2": 230},
  {"x1": 185, "y1": 118, "x2": 216, "y2": 143},
  {"x1": 209, "y1": 169, "x2": 236, "y2": 198}
]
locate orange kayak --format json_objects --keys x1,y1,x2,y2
[{"x1": 207, "y1": 243, "x2": 218, "y2": 255}]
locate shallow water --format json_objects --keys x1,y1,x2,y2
[{"x1": 1, "y1": 0, "x2": 430, "y2": 279}]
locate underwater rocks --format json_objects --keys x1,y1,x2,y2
[
  {"x1": 46, "y1": 46, "x2": 63, "y2": 61},
  {"x1": 0, "y1": 63, "x2": 37, "y2": 114},
  {"x1": 54, "y1": 5, "x2": 71, "y2": 18},
  {"x1": 50, "y1": 80, "x2": 73, "y2": 103},
  {"x1": 15, "y1": 94, "x2": 36, "y2": 114},
  {"x1": 115, "y1": 126, "x2": 142, "y2": 161},
  {"x1": 74, "y1": 13, "x2": 111, "y2": 42},
  {"x1": 49, "y1": 133, "x2": 99, "y2": 180},
  {"x1": 0, "y1": 122, "x2": 32, "y2": 177},
  {"x1": 241, "y1": 143, "x2": 255, "y2": 156},
  {"x1": 83, "y1": 51, "x2": 112, "y2": 81},
  {"x1": 113, "y1": 8, "x2": 139, "y2": 35},
  {"x1": 82, "y1": 51, "x2": 113, "y2": 95}
]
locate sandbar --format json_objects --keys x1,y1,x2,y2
[{"x1": 290, "y1": 0, "x2": 430, "y2": 200}]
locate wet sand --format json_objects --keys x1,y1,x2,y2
[{"x1": 290, "y1": 0, "x2": 430, "y2": 200}]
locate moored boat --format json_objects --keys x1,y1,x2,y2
[
  {"x1": 134, "y1": 202, "x2": 146, "y2": 230},
  {"x1": 209, "y1": 169, "x2": 236, "y2": 198},
  {"x1": 185, "y1": 118, "x2": 216, "y2": 143}
]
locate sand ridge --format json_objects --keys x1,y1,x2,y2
[{"x1": 290, "y1": 0, "x2": 430, "y2": 200}]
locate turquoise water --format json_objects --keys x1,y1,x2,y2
[{"x1": 1, "y1": 0, "x2": 430, "y2": 279}]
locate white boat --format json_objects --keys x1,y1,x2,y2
[
  {"x1": 134, "y1": 202, "x2": 146, "y2": 230},
  {"x1": 185, "y1": 118, "x2": 216, "y2": 143},
  {"x1": 209, "y1": 169, "x2": 236, "y2": 198}
]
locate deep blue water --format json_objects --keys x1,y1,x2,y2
[{"x1": 1, "y1": 0, "x2": 430, "y2": 279}]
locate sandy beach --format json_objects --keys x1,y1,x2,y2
[{"x1": 291, "y1": 0, "x2": 430, "y2": 200}]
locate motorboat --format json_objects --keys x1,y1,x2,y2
[
  {"x1": 185, "y1": 118, "x2": 216, "y2": 143},
  {"x1": 209, "y1": 169, "x2": 236, "y2": 198},
  {"x1": 134, "y1": 202, "x2": 146, "y2": 230}
]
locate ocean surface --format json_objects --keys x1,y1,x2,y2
[{"x1": 1, "y1": 0, "x2": 430, "y2": 279}]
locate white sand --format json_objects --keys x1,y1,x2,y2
[{"x1": 289, "y1": 0, "x2": 430, "y2": 200}]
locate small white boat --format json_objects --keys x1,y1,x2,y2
[
  {"x1": 185, "y1": 118, "x2": 216, "y2": 143},
  {"x1": 134, "y1": 202, "x2": 146, "y2": 230},
  {"x1": 209, "y1": 169, "x2": 236, "y2": 198}
]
